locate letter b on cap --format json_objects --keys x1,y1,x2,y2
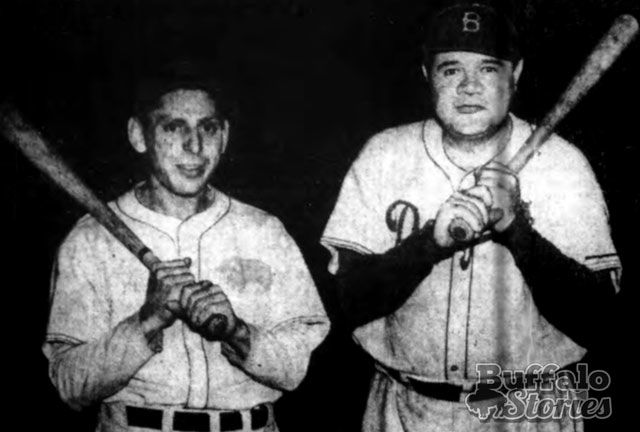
[{"x1": 462, "y1": 11, "x2": 481, "y2": 32}]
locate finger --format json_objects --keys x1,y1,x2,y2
[
  {"x1": 163, "y1": 273, "x2": 196, "y2": 288},
  {"x1": 185, "y1": 284, "x2": 216, "y2": 312},
  {"x1": 165, "y1": 300, "x2": 183, "y2": 316},
  {"x1": 152, "y1": 257, "x2": 192, "y2": 272},
  {"x1": 156, "y1": 266, "x2": 194, "y2": 280},
  {"x1": 451, "y1": 194, "x2": 488, "y2": 227},
  {"x1": 179, "y1": 282, "x2": 203, "y2": 311},
  {"x1": 448, "y1": 202, "x2": 485, "y2": 234},
  {"x1": 463, "y1": 185, "x2": 493, "y2": 208},
  {"x1": 458, "y1": 190, "x2": 490, "y2": 225},
  {"x1": 192, "y1": 297, "x2": 220, "y2": 327},
  {"x1": 180, "y1": 281, "x2": 217, "y2": 311},
  {"x1": 489, "y1": 208, "x2": 505, "y2": 225},
  {"x1": 477, "y1": 169, "x2": 518, "y2": 191}
]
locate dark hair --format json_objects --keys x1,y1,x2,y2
[{"x1": 132, "y1": 58, "x2": 232, "y2": 125}]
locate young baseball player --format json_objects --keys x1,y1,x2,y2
[
  {"x1": 321, "y1": 1, "x2": 621, "y2": 431},
  {"x1": 43, "y1": 60, "x2": 329, "y2": 432}
]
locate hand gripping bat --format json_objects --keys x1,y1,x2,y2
[
  {"x1": 0, "y1": 105, "x2": 228, "y2": 333},
  {"x1": 448, "y1": 14, "x2": 639, "y2": 243}
]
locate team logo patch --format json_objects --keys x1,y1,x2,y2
[
  {"x1": 386, "y1": 200, "x2": 420, "y2": 246},
  {"x1": 462, "y1": 11, "x2": 481, "y2": 32},
  {"x1": 216, "y1": 257, "x2": 273, "y2": 293}
]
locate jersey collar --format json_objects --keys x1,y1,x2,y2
[
  {"x1": 116, "y1": 184, "x2": 231, "y2": 240},
  {"x1": 422, "y1": 113, "x2": 533, "y2": 189}
]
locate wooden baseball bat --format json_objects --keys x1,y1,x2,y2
[
  {"x1": 1, "y1": 105, "x2": 228, "y2": 332},
  {"x1": 449, "y1": 14, "x2": 639, "y2": 243}
]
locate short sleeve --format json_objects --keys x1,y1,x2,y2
[
  {"x1": 321, "y1": 137, "x2": 395, "y2": 274},
  {"x1": 45, "y1": 220, "x2": 111, "y2": 349},
  {"x1": 524, "y1": 139, "x2": 622, "y2": 291},
  {"x1": 263, "y1": 218, "x2": 329, "y2": 326}
]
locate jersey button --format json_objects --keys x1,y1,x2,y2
[{"x1": 450, "y1": 365, "x2": 459, "y2": 372}]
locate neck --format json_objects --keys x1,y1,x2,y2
[
  {"x1": 136, "y1": 178, "x2": 215, "y2": 221},
  {"x1": 442, "y1": 118, "x2": 512, "y2": 171}
]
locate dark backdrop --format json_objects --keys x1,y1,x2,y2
[{"x1": 2, "y1": 1, "x2": 638, "y2": 431}]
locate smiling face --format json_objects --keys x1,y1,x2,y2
[
  {"x1": 426, "y1": 51, "x2": 522, "y2": 141},
  {"x1": 129, "y1": 89, "x2": 228, "y2": 198}
]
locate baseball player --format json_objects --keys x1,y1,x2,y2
[
  {"x1": 321, "y1": 1, "x2": 621, "y2": 431},
  {"x1": 43, "y1": 61, "x2": 329, "y2": 432}
]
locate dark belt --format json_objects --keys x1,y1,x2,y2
[
  {"x1": 126, "y1": 404, "x2": 269, "y2": 431},
  {"x1": 382, "y1": 367, "x2": 507, "y2": 403}
]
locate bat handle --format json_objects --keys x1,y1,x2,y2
[
  {"x1": 448, "y1": 217, "x2": 473, "y2": 243},
  {"x1": 138, "y1": 247, "x2": 162, "y2": 271}
]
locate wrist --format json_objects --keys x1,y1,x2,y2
[
  {"x1": 494, "y1": 201, "x2": 534, "y2": 248},
  {"x1": 421, "y1": 219, "x2": 458, "y2": 261},
  {"x1": 222, "y1": 319, "x2": 251, "y2": 362},
  {"x1": 137, "y1": 311, "x2": 165, "y2": 353}
]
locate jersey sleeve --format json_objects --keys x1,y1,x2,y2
[
  {"x1": 45, "y1": 219, "x2": 111, "y2": 346},
  {"x1": 524, "y1": 139, "x2": 622, "y2": 291},
  {"x1": 321, "y1": 136, "x2": 396, "y2": 274}
]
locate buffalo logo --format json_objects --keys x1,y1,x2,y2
[{"x1": 386, "y1": 200, "x2": 420, "y2": 246}]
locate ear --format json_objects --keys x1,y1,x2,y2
[
  {"x1": 127, "y1": 117, "x2": 147, "y2": 154},
  {"x1": 513, "y1": 59, "x2": 524, "y2": 86},
  {"x1": 421, "y1": 64, "x2": 429, "y2": 82},
  {"x1": 220, "y1": 120, "x2": 230, "y2": 154}
]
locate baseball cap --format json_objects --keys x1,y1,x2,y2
[{"x1": 422, "y1": 1, "x2": 521, "y2": 64}]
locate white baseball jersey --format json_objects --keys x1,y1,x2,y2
[
  {"x1": 321, "y1": 114, "x2": 621, "y2": 432},
  {"x1": 44, "y1": 187, "x2": 329, "y2": 431}
]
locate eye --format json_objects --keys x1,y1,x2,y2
[
  {"x1": 481, "y1": 65, "x2": 500, "y2": 74},
  {"x1": 200, "y1": 120, "x2": 221, "y2": 135},
  {"x1": 162, "y1": 121, "x2": 185, "y2": 134},
  {"x1": 442, "y1": 68, "x2": 460, "y2": 77}
]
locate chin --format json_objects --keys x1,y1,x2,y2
[
  {"x1": 442, "y1": 115, "x2": 506, "y2": 140},
  {"x1": 165, "y1": 179, "x2": 209, "y2": 197}
]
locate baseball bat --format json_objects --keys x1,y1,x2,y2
[
  {"x1": 449, "y1": 14, "x2": 639, "y2": 243},
  {"x1": 1, "y1": 105, "x2": 228, "y2": 332}
]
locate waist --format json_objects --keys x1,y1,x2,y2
[
  {"x1": 376, "y1": 363, "x2": 556, "y2": 404},
  {"x1": 100, "y1": 402, "x2": 274, "y2": 432}
]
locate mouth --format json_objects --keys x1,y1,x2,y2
[
  {"x1": 455, "y1": 104, "x2": 486, "y2": 114},
  {"x1": 176, "y1": 164, "x2": 206, "y2": 178}
]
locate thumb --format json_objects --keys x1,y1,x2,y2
[
  {"x1": 165, "y1": 300, "x2": 182, "y2": 315},
  {"x1": 489, "y1": 208, "x2": 504, "y2": 225}
]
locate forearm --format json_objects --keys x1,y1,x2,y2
[
  {"x1": 495, "y1": 212, "x2": 618, "y2": 349},
  {"x1": 46, "y1": 312, "x2": 159, "y2": 410},
  {"x1": 334, "y1": 222, "x2": 453, "y2": 329},
  {"x1": 222, "y1": 317, "x2": 329, "y2": 391}
]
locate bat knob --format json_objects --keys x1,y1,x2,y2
[
  {"x1": 203, "y1": 314, "x2": 229, "y2": 340},
  {"x1": 449, "y1": 218, "x2": 473, "y2": 243}
]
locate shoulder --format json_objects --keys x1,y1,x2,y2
[
  {"x1": 528, "y1": 135, "x2": 595, "y2": 181},
  {"x1": 225, "y1": 196, "x2": 286, "y2": 232},
  {"x1": 57, "y1": 191, "x2": 131, "y2": 258},
  {"x1": 56, "y1": 212, "x2": 115, "y2": 267},
  {"x1": 510, "y1": 115, "x2": 592, "y2": 175},
  {"x1": 355, "y1": 121, "x2": 426, "y2": 165}
]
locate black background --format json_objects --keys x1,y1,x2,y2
[{"x1": 2, "y1": 0, "x2": 638, "y2": 431}]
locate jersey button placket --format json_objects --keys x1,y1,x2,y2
[
  {"x1": 444, "y1": 172, "x2": 477, "y2": 380},
  {"x1": 178, "y1": 224, "x2": 210, "y2": 408}
]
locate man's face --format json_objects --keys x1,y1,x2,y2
[
  {"x1": 134, "y1": 89, "x2": 228, "y2": 197},
  {"x1": 427, "y1": 51, "x2": 521, "y2": 140}
]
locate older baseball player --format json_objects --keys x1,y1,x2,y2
[
  {"x1": 321, "y1": 1, "x2": 621, "y2": 431},
  {"x1": 43, "y1": 61, "x2": 329, "y2": 432}
]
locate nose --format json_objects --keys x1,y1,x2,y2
[
  {"x1": 458, "y1": 71, "x2": 483, "y2": 95},
  {"x1": 183, "y1": 128, "x2": 203, "y2": 155}
]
